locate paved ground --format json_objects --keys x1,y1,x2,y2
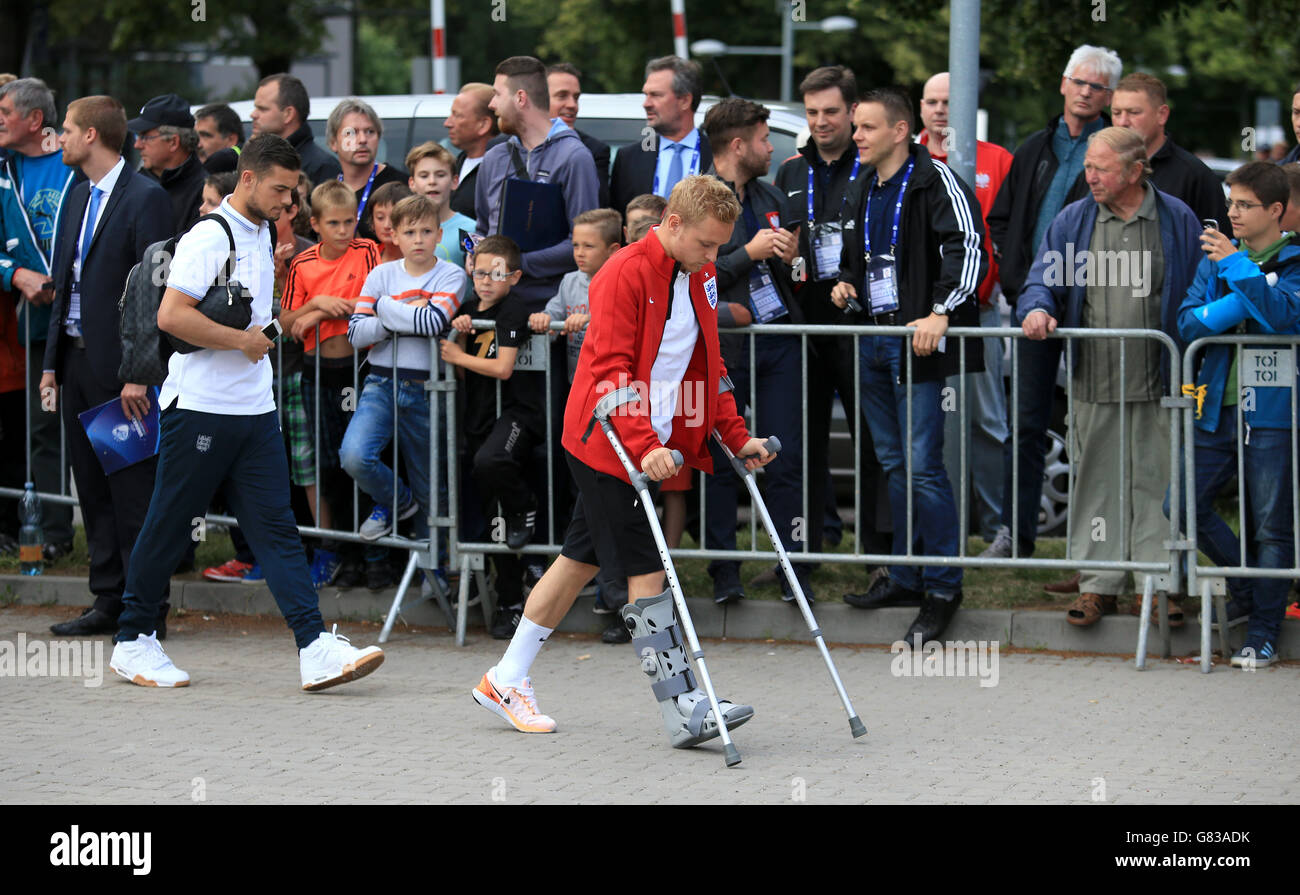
[{"x1": 1, "y1": 607, "x2": 1296, "y2": 804}]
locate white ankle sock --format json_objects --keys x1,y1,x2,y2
[{"x1": 496, "y1": 616, "x2": 553, "y2": 688}]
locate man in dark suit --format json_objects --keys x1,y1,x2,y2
[
  {"x1": 609, "y1": 55, "x2": 712, "y2": 217},
  {"x1": 446, "y1": 82, "x2": 501, "y2": 220},
  {"x1": 547, "y1": 63, "x2": 610, "y2": 208},
  {"x1": 39, "y1": 95, "x2": 173, "y2": 637}
]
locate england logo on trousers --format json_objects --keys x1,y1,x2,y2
[{"x1": 196, "y1": 434, "x2": 212, "y2": 452}]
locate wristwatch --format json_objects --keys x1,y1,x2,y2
[{"x1": 931, "y1": 302, "x2": 949, "y2": 316}]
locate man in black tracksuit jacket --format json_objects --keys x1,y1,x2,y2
[
  {"x1": 774, "y1": 106, "x2": 891, "y2": 574},
  {"x1": 701, "y1": 98, "x2": 811, "y2": 605},
  {"x1": 831, "y1": 88, "x2": 985, "y2": 645}
]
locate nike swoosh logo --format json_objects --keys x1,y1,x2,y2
[
  {"x1": 649, "y1": 297, "x2": 655, "y2": 303},
  {"x1": 787, "y1": 189, "x2": 802, "y2": 196}
]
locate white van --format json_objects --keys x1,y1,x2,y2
[{"x1": 212, "y1": 92, "x2": 811, "y2": 184}]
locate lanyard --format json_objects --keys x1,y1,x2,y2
[
  {"x1": 340, "y1": 164, "x2": 379, "y2": 222},
  {"x1": 653, "y1": 133, "x2": 701, "y2": 197},
  {"x1": 863, "y1": 157, "x2": 914, "y2": 257},
  {"x1": 806, "y1": 156, "x2": 860, "y2": 227}
]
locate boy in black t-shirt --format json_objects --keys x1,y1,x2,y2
[{"x1": 440, "y1": 236, "x2": 544, "y2": 636}]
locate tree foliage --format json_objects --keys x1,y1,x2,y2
[{"x1": 2, "y1": 0, "x2": 1297, "y2": 158}]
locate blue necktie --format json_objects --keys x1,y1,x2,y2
[
  {"x1": 664, "y1": 142, "x2": 684, "y2": 197},
  {"x1": 79, "y1": 186, "x2": 103, "y2": 275}
]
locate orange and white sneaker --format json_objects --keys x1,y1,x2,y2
[{"x1": 472, "y1": 666, "x2": 557, "y2": 733}]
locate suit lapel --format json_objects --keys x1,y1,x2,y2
[
  {"x1": 59, "y1": 183, "x2": 90, "y2": 279},
  {"x1": 85, "y1": 166, "x2": 130, "y2": 262}
]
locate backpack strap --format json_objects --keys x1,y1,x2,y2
[
  {"x1": 195, "y1": 212, "x2": 237, "y2": 284},
  {"x1": 507, "y1": 142, "x2": 531, "y2": 181}
]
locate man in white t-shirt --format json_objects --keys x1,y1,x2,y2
[{"x1": 108, "y1": 135, "x2": 384, "y2": 691}]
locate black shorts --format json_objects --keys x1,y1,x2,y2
[{"x1": 560, "y1": 450, "x2": 664, "y2": 579}]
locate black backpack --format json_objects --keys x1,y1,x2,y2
[{"x1": 117, "y1": 213, "x2": 251, "y2": 385}]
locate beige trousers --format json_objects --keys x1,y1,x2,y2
[{"x1": 1068, "y1": 399, "x2": 1172, "y2": 595}]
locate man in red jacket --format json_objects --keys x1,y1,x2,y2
[{"x1": 473, "y1": 175, "x2": 775, "y2": 748}]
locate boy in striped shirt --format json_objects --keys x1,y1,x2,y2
[{"x1": 341, "y1": 194, "x2": 468, "y2": 559}]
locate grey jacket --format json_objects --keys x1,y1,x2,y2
[{"x1": 474, "y1": 119, "x2": 599, "y2": 309}]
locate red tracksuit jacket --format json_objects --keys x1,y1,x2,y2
[{"x1": 562, "y1": 228, "x2": 751, "y2": 482}]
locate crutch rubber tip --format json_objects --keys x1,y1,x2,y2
[
  {"x1": 849, "y1": 716, "x2": 867, "y2": 738},
  {"x1": 724, "y1": 744, "x2": 742, "y2": 767}
]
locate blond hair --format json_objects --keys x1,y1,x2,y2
[
  {"x1": 573, "y1": 208, "x2": 623, "y2": 246},
  {"x1": 405, "y1": 140, "x2": 455, "y2": 174},
  {"x1": 390, "y1": 194, "x2": 439, "y2": 230},
  {"x1": 665, "y1": 175, "x2": 741, "y2": 227},
  {"x1": 1089, "y1": 126, "x2": 1152, "y2": 182},
  {"x1": 310, "y1": 179, "x2": 358, "y2": 216}
]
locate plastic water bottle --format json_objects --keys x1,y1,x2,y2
[{"x1": 19, "y1": 482, "x2": 43, "y2": 576}]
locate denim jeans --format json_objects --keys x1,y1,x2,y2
[
  {"x1": 858, "y1": 334, "x2": 962, "y2": 592},
  {"x1": 340, "y1": 374, "x2": 446, "y2": 546},
  {"x1": 1163, "y1": 414, "x2": 1254, "y2": 603},
  {"x1": 1241, "y1": 427, "x2": 1296, "y2": 641}
]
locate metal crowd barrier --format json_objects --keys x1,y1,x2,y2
[
  {"x1": 5, "y1": 315, "x2": 1295, "y2": 669},
  {"x1": 448, "y1": 322, "x2": 1186, "y2": 647},
  {"x1": 1173, "y1": 334, "x2": 1300, "y2": 673}
]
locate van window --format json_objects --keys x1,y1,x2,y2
[{"x1": 408, "y1": 117, "x2": 453, "y2": 157}]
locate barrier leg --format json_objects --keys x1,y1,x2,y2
[
  {"x1": 1213, "y1": 590, "x2": 1231, "y2": 663},
  {"x1": 456, "y1": 554, "x2": 472, "y2": 646},
  {"x1": 379, "y1": 551, "x2": 421, "y2": 644},
  {"x1": 1157, "y1": 589, "x2": 1171, "y2": 659},
  {"x1": 1200, "y1": 578, "x2": 1213, "y2": 674},
  {"x1": 1135, "y1": 574, "x2": 1154, "y2": 670}
]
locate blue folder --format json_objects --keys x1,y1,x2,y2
[
  {"x1": 78, "y1": 387, "x2": 161, "y2": 475},
  {"x1": 500, "y1": 177, "x2": 569, "y2": 253}
]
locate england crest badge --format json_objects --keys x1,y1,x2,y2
[{"x1": 703, "y1": 274, "x2": 718, "y2": 309}]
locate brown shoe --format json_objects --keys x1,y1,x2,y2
[
  {"x1": 1127, "y1": 593, "x2": 1186, "y2": 628},
  {"x1": 1066, "y1": 592, "x2": 1117, "y2": 627},
  {"x1": 1044, "y1": 573, "x2": 1081, "y2": 594}
]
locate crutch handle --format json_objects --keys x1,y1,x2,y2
[
  {"x1": 737, "y1": 436, "x2": 781, "y2": 462},
  {"x1": 670, "y1": 449, "x2": 684, "y2": 467}
]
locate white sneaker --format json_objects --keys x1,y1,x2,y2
[
  {"x1": 472, "y1": 666, "x2": 557, "y2": 733},
  {"x1": 299, "y1": 625, "x2": 385, "y2": 691},
  {"x1": 979, "y1": 527, "x2": 1014, "y2": 559},
  {"x1": 110, "y1": 632, "x2": 190, "y2": 688}
]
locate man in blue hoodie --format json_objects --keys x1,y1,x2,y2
[
  {"x1": 474, "y1": 55, "x2": 600, "y2": 313},
  {"x1": 1177, "y1": 161, "x2": 1300, "y2": 668},
  {"x1": 0, "y1": 77, "x2": 76, "y2": 559}
]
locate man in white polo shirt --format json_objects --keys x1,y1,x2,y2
[{"x1": 108, "y1": 134, "x2": 384, "y2": 691}]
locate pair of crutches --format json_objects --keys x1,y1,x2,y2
[{"x1": 591, "y1": 388, "x2": 866, "y2": 768}]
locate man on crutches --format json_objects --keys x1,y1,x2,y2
[{"x1": 472, "y1": 175, "x2": 775, "y2": 753}]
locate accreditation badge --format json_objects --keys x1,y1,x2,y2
[{"x1": 866, "y1": 254, "x2": 900, "y2": 316}]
